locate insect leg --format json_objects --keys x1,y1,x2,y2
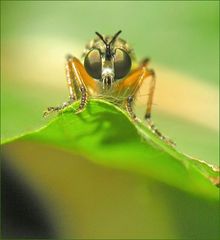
[
  {"x1": 65, "y1": 55, "x2": 79, "y2": 101},
  {"x1": 119, "y1": 64, "x2": 175, "y2": 146},
  {"x1": 44, "y1": 54, "x2": 96, "y2": 117},
  {"x1": 117, "y1": 67, "x2": 152, "y2": 121},
  {"x1": 125, "y1": 68, "x2": 154, "y2": 121},
  {"x1": 43, "y1": 57, "x2": 79, "y2": 117},
  {"x1": 146, "y1": 118, "x2": 176, "y2": 146},
  {"x1": 68, "y1": 55, "x2": 97, "y2": 114},
  {"x1": 134, "y1": 58, "x2": 156, "y2": 119},
  {"x1": 64, "y1": 56, "x2": 86, "y2": 113},
  {"x1": 144, "y1": 68, "x2": 155, "y2": 119},
  {"x1": 126, "y1": 96, "x2": 137, "y2": 120},
  {"x1": 141, "y1": 65, "x2": 175, "y2": 146},
  {"x1": 65, "y1": 55, "x2": 98, "y2": 113}
]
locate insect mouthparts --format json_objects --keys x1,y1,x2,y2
[{"x1": 102, "y1": 74, "x2": 113, "y2": 89}]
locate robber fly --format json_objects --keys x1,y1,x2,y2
[{"x1": 44, "y1": 30, "x2": 175, "y2": 146}]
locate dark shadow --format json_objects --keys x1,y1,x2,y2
[
  {"x1": 1, "y1": 154, "x2": 57, "y2": 239},
  {"x1": 75, "y1": 111, "x2": 139, "y2": 145},
  {"x1": 57, "y1": 101, "x2": 140, "y2": 146}
]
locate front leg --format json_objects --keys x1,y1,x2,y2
[
  {"x1": 43, "y1": 99, "x2": 74, "y2": 117},
  {"x1": 43, "y1": 55, "x2": 78, "y2": 117},
  {"x1": 75, "y1": 86, "x2": 88, "y2": 114},
  {"x1": 44, "y1": 55, "x2": 95, "y2": 117}
]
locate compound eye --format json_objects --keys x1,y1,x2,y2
[
  {"x1": 84, "y1": 49, "x2": 102, "y2": 79},
  {"x1": 114, "y1": 49, "x2": 131, "y2": 79}
]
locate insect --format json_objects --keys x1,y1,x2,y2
[{"x1": 44, "y1": 30, "x2": 175, "y2": 146}]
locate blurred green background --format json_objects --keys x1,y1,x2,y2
[
  {"x1": 1, "y1": 1, "x2": 219, "y2": 239},
  {"x1": 1, "y1": 0, "x2": 219, "y2": 164}
]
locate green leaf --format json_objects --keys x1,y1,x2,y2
[{"x1": 2, "y1": 99, "x2": 219, "y2": 200}]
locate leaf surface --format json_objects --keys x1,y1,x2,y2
[{"x1": 2, "y1": 99, "x2": 219, "y2": 200}]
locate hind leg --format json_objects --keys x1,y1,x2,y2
[{"x1": 118, "y1": 63, "x2": 175, "y2": 147}]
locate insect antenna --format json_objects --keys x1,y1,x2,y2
[
  {"x1": 109, "y1": 30, "x2": 122, "y2": 45},
  {"x1": 95, "y1": 31, "x2": 107, "y2": 45},
  {"x1": 95, "y1": 30, "x2": 122, "y2": 59},
  {"x1": 95, "y1": 30, "x2": 122, "y2": 45}
]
